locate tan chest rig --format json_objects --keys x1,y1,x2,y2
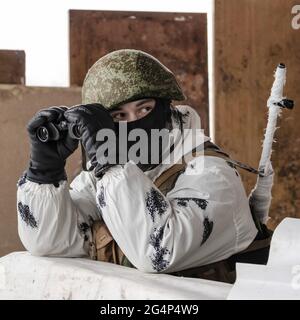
[{"x1": 88, "y1": 141, "x2": 272, "y2": 283}]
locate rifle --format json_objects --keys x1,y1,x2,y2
[{"x1": 248, "y1": 63, "x2": 294, "y2": 228}]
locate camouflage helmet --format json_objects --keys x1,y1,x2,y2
[{"x1": 82, "y1": 49, "x2": 186, "y2": 109}]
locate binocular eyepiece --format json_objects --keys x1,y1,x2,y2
[{"x1": 36, "y1": 121, "x2": 81, "y2": 142}]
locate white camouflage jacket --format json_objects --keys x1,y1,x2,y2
[{"x1": 17, "y1": 105, "x2": 257, "y2": 273}]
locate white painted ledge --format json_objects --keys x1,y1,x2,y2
[
  {"x1": 228, "y1": 218, "x2": 300, "y2": 300},
  {"x1": 0, "y1": 252, "x2": 231, "y2": 300},
  {"x1": 1, "y1": 217, "x2": 299, "y2": 300}
]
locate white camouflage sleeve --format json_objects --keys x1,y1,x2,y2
[
  {"x1": 95, "y1": 159, "x2": 257, "y2": 273},
  {"x1": 17, "y1": 171, "x2": 100, "y2": 257}
]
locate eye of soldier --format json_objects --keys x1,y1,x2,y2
[
  {"x1": 111, "y1": 112, "x2": 127, "y2": 121},
  {"x1": 138, "y1": 105, "x2": 154, "y2": 116},
  {"x1": 110, "y1": 104, "x2": 155, "y2": 122}
]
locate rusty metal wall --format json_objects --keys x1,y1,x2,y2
[{"x1": 69, "y1": 10, "x2": 209, "y2": 134}]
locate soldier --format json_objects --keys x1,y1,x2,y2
[{"x1": 17, "y1": 49, "x2": 263, "y2": 282}]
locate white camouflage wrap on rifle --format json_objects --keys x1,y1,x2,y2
[{"x1": 248, "y1": 64, "x2": 289, "y2": 224}]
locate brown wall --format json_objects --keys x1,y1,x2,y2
[
  {"x1": 0, "y1": 85, "x2": 82, "y2": 257},
  {"x1": 0, "y1": 50, "x2": 25, "y2": 85},
  {"x1": 214, "y1": 0, "x2": 300, "y2": 229},
  {"x1": 69, "y1": 10, "x2": 209, "y2": 134}
]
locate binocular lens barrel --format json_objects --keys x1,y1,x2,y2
[
  {"x1": 36, "y1": 127, "x2": 50, "y2": 143},
  {"x1": 36, "y1": 122, "x2": 81, "y2": 142},
  {"x1": 69, "y1": 124, "x2": 82, "y2": 140}
]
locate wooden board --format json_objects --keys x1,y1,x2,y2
[
  {"x1": 214, "y1": 0, "x2": 300, "y2": 229},
  {"x1": 0, "y1": 50, "x2": 25, "y2": 84},
  {"x1": 69, "y1": 10, "x2": 209, "y2": 134}
]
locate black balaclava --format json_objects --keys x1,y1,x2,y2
[{"x1": 114, "y1": 98, "x2": 172, "y2": 171}]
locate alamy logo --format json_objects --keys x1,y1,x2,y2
[
  {"x1": 95, "y1": 125, "x2": 206, "y2": 169},
  {"x1": 292, "y1": 5, "x2": 300, "y2": 29}
]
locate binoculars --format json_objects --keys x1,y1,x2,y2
[{"x1": 36, "y1": 121, "x2": 81, "y2": 142}]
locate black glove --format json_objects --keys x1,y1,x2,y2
[
  {"x1": 64, "y1": 104, "x2": 116, "y2": 178},
  {"x1": 26, "y1": 106, "x2": 79, "y2": 184}
]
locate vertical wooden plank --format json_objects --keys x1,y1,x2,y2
[
  {"x1": 215, "y1": 0, "x2": 300, "y2": 228},
  {"x1": 69, "y1": 10, "x2": 209, "y2": 134},
  {"x1": 0, "y1": 50, "x2": 25, "y2": 84}
]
